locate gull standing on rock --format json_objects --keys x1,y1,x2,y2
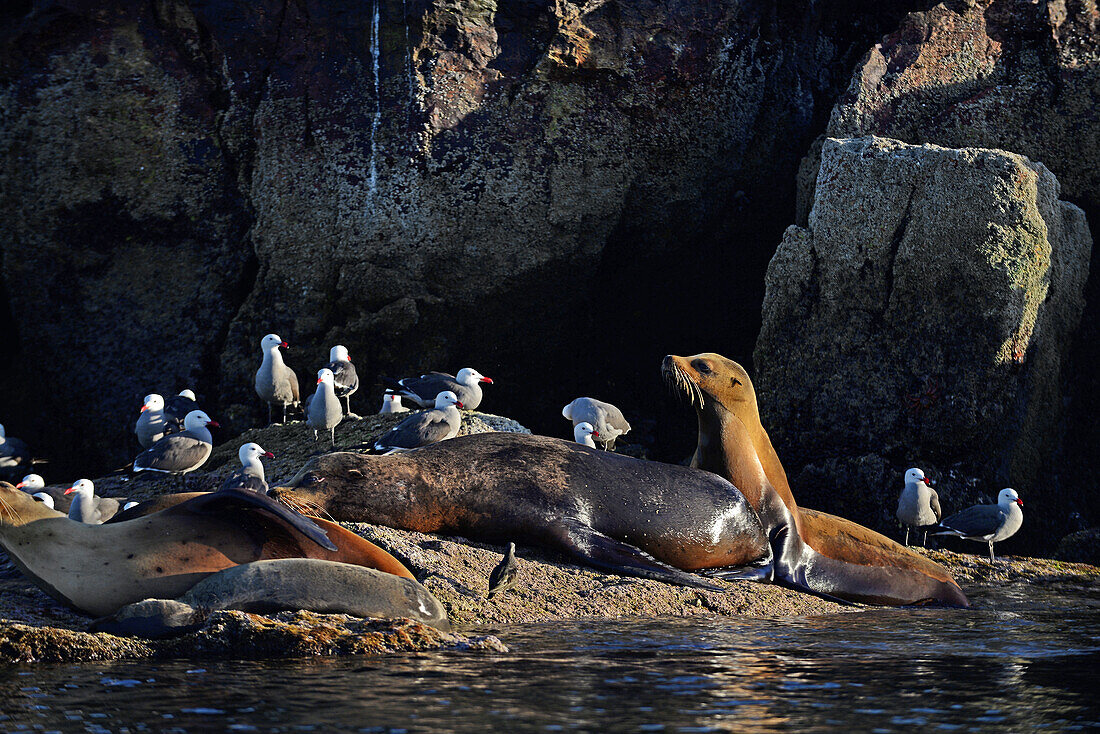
[
  {"x1": 379, "y1": 393, "x2": 409, "y2": 414},
  {"x1": 325, "y1": 345, "x2": 359, "y2": 415},
  {"x1": 220, "y1": 443, "x2": 275, "y2": 494},
  {"x1": 384, "y1": 368, "x2": 493, "y2": 411},
  {"x1": 0, "y1": 423, "x2": 35, "y2": 483},
  {"x1": 135, "y1": 394, "x2": 168, "y2": 448},
  {"x1": 255, "y1": 334, "x2": 300, "y2": 424},
  {"x1": 307, "y1": 368, "x2": 343, "y2": 445},
  {"x1": 372, "y1": 391, "x2": 463, "y2": 453},
  {"x1": 133, "y1": 410, "x2": 219, "y2": 488},
  {"x1": 562, "y1": 397, "x2": 631, "y2": 450},
  {"x1": 934, "y1": 488, "x2": 1024, "y2": 562},
  {"x1": 65, "y1": 479, "x2": 122, "y2": 525},
  {"x1": 487, "y1": 542, "x2": 519, "y2": 599},
  {"x1": 896, "y1": 467, "x2": 942, "y2": 547},
  {"x1": 573, "y1": 421, "x2": 599, "y2": 448}
]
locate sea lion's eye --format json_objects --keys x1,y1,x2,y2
[
  {"x1": 731, "y1": 378, "x2": 742, "y2": 387},
  {"x1": 692, "y1": 360, "x2": 711, "y2": 374},
  {"x1": 303, "y1": 473, "x2": 323, "y2": 486}
]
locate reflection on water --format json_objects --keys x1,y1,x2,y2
[{"x1": 1, "y1": 583, "x2": 1097, "y2": 733}]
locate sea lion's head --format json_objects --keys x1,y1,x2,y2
[
  {"x1": 662, "y1": 353, "x2": 760, "y2": 420},
  {"x1": 0, "y1": 481, "x2": 61, "y2": 528},
  {"x1": 272, "y1": 451, "x2": 420, "y2": 518}
]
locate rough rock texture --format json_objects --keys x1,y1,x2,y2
[
  {"x1": 0, "y1": 0, "x2": 933, "y2": 478},
  {"x1": 797, "y1": 0, "x2": 1100, "y2": 536},
  {"x1": 1055, "y1": 527, "x2": 1100, "y2": 565},
  {"x1": 755, "y1": 136, "x2": 1091, "y2": 552}
]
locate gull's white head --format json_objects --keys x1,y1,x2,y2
[
  {"x1": 184, "y1": 410, "x2": 219, "y2": 432},
  {"x1": 32, "y1": 493, "x2": 54, "y2": 510},
  {"x1": 316, "y1": 368, "x2": 335, "y2": 385},
  {"x1": 141, "y1": 394, "x2": 164, "y2": 413},
  {"x1": 16, "y1": 474, "x2": 45, "y2": 492},
  {"x1": 330, "y1": 345, "x2": 350, "y2": 362},
  {"x1": 178, "y1": 389, "x2": 197, "y2": 401},
  {"x1": 261, "y1": 333, "x2": 288, "y2": 352},
  {"x1": 904, "y1": 468, "x2": 929, "y2": 486},
  {"x1": 435, "y1": 391, "x2": 463, "y2": 409},
  {"x1": 64, "y1": 479, "x2": 94, "y2": 497},
  {"x1": 998, "y1": 488, "x2": 1023, "y2": 507},
  {"x1": 574, "y1": 422, "x2": 599, "y2": 441},
  {"x1": 457, "y1": 368, "x2": 493, "y2": 386},
  {"x1": 239, "y1": 442, "x2": 275, "y2": 466}
]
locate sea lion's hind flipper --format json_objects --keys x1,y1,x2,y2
[
  {"x1": 549, "y1": 519, "x2": 723, "y2": 591},
  {"x1": 186, "y1": 489, "x2": 338, "y2": 552}
]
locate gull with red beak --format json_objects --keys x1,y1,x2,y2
[
  {"x1": 255, "y1": 333, "x2": 300, "y2": 424},
  {"x1": 562, "y1": 398, "x2": 631, "y2": 451},
  {"x1": 133, "y1": 410, "x2": 219, "y2": 488},
  {"x1": 934, "y1": 488, "x2": 1024, "y2": 562},
  {"x1": 896, "y1": 467, "x2": 942, "y2": 546},
  {"x1": 379, "y1": 393, "x2": 410, "y2": 414},
  {"x1": 220, "y1": 442, "x2": 276, "y2": 494},
  {"x1": 383, "y1": 368, "x2": 493, "y2": 411},
  {"x1": 65, "y1": 479, "x2": 122, "y2": 525},
  {"x1": 307, "y1": 368, "x2": 343, "y2": 445},
  {"x1": 573, "y1": 421, "x2": 600, "y2": 448},
  {"x1": 325, "y1": 345, "x2": 359, "y2": 415},
  {"x1": 16, "y1": 473, "x2": 71, "y2": 512},
  {"x1": 135, "y1": 394, "x2": 167, "y2": 448},
  {"x1": 372, "y1": 391, "x2": 463, "y2": 454}
]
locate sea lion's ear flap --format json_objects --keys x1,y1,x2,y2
[
  {"x1": 730, "y1": 378, "x2": 741, "y2": 387},
  {"x1": 187, "y1": 489, "x2": 337, "y2": 551}
]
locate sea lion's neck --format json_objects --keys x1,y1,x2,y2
[{"x1": 691, "y1": 402, "x2": 800, "y2": 521}]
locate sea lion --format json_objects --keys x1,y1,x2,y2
[
  {"x1": 90, "y1": 558, "x2": 450, "y2": 638},
  {"x1": 0, "y1": 482, "x2": 414, "y2": 617},
  {"x1": 272, "y1": 432, "x2": 775, "y2": 589},
  {"x1": 662, "y1": 353, "x2": 968, "y2": 606}
]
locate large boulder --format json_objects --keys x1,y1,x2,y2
[
  {"x1": 755, "y1": 136, "x2": 1091, "y2": 552},
  {"x1": 0, "y1": 0, "x2": 928, "y2": 477}
]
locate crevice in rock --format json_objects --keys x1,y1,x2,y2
[{"x1": 882, "y1": 187, "x2": 915, "y2": 317}]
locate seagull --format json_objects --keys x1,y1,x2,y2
[
  {"x1": 17, "y1": 474, "x2": 70, "y2": 512},
  {"x1": 379, "y1": 393, "x2": 410, "y2": 414},
  {"x1": 163, "y1": 389, "x2": 200, "y2": 433},
  {"x1": 65, "y1": 479, "x2": 122, "y2": 525},
  {"x1": 33, "y1": 493, "x2": 55, "y2": 510},
  {"x1": 384, "y1": 368, "x2": 493, "y2": 411},
  {"x1": 0, "y1": 423, "x2": 35, "y2": 483},
  {"x1": 934, "y1": 488, "x2": 1024, "y2": 562},
  {"x1": 15, "y1": 474, "x2": 45, "y2": 492},
  {"x1": 562, "y1": 397, "x2": 631, "y2": 450},
  {"x1": 573, "y1": 421, "x2": 599, "y2": 448},
  {"x1": 135, "y1": 394, "x2": 168, "y2": 448},
  {"x1": 133, "y1": 409, "x2": 219, "y2": 488},
  {"x1": 307, "y1": 368, "x2": 343, "y2": 445},
  {"x1": 896, "y1": 467, "x2": 942, "y2": 546},
  {"x1": 372, "y1": 391, "x2": 463, "y2": 453},
  {"x1": 220, "y1": 442, "x2": 275, "y2": 494},
  {"x1": 487, "y1": 542, "x2": 519, "y2": 599},
  {"x1": 255, "y1": 333, "x2": 300, "y2": 424},
  {"x1": 325, "y1": 345, "x2": 359, "y2": 415}
]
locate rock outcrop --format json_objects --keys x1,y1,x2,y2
[
  {"x1": 0, "y1": 0, "x2": 928, "y2": 477},
  {"x1": 755, "y1": 136, "x2": 1091, "y2": 551}
]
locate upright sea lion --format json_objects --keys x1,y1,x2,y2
[
  {"x1": 273, "y1": 432, "x2": 778, "y2": 589},
  {"x1": 663, "y1": 353, "x2": 968, "y2": 606},
  {"x1": 0, "y1": 482, "x2": 413, "y2": 616}
]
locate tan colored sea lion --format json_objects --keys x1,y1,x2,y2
[
  {"x1": 663, "y1": 353, "x2": 968, "y2": 606},
  {"x1": 0, "y1": 483, "x2": 414, "y2": 617}
]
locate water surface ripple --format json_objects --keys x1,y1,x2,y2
[{"x1": 1, "y1": 582, "x2": 1097, "y2": 732}]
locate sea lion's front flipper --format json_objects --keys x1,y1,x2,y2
[
  {"x1": 550, "y1": 519, "x2": 724, "y2": 591},
  {"x1": 187, "y1": 489, "x2": 338, "y2": 552}
]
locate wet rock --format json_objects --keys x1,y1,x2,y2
[{"x1": 756, "y1": 136, "x2": 1091, "y2": 549}]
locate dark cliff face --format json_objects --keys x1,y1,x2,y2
[{"x1": 0, "y1": 0, "x2": 926, "y2": 478}]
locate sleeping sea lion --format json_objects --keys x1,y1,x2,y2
[
  {"x1": 662, "y1": 353, "x2": 968, "y2": 606},
  {"x1": 272, "y1": 432, "x2": 779, "y2": 589},
  {"x1": 0, "y1": 482, "x2": 413, "y2": 617}
]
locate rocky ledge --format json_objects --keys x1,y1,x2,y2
[{"x1": 2, "y1": 413, "x2": 1096, "y2": 664}]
